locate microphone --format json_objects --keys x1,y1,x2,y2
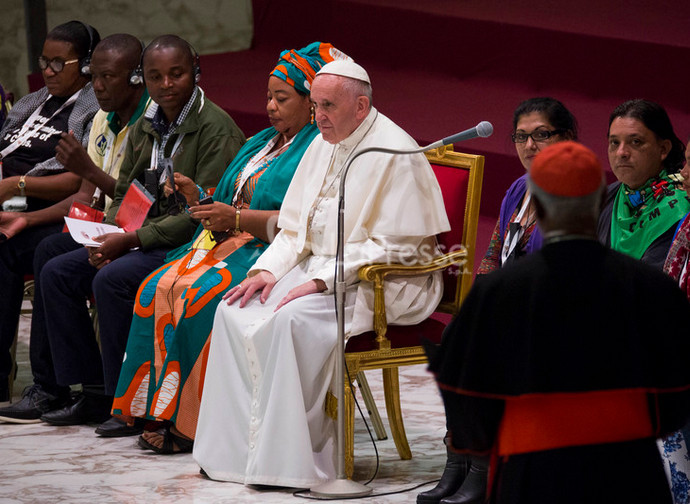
[
  {"x1": 424, "y1": 121, "x2": 494, "y2": 150},
  {"x1": 333, "y1": 121, "x2": 494, "y2": 161}
]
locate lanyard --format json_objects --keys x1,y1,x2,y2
[
  {"x1": 501, "y1": 192, "x2": 532, "y2": 265},
  {"x1": 92, "y1": 127, "x2": 131, "y2": 204},
  {"x1": 149, "y1": 133, "x2": 185, "y2": 181},
  {"x1": 232, "y1": 134, "x2": 291, "y2": 205},
  {"x1": 0, "y1": 90, "x2": 80, "y2": 161}
]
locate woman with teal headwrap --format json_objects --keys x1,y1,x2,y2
[{"x1": 111, "y1": 42, "x2": 346, "y2": 454}]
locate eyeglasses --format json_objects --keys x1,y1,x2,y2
[
  {"x1": 511, "y1": 129, "x2": 564, "y2": 143},
  {"x1": 38, "y1": 56, "x2": 79, "y2": 73}
]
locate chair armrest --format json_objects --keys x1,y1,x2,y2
[
  {"x1": 358, "y1": 248, "x2": 468, "y2": 282},
  {"x1": 356, "y1": 248, "x2": 467, "y2": 349}
]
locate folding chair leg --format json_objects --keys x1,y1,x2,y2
[
  {"x1": 89, "y1": 298, "x2": 100, "y2": 348},
  {"x1": 382, "y1": 367, "x2": 412, "y2": 460},
  {"x1": 9, "y1": 279, "x2": 37, "y2": 403},
  {"x1": 355, "y1": 371, "x2": 387, "y2": 440}
]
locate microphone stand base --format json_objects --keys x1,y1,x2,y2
[{"x1": 309, "y1": 478, "x2": 372, "y2": 498}]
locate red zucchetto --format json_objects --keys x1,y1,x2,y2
[{"x1": 530, "y1": 141, "x2": 604, "y2": 197}]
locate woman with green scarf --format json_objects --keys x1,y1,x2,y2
[
  {"x1": 598, "y1": 99, "x2": 688, "y2": 269},
  {"x1": 110, "y1": 42, "x2": 346, "y2": 453}
]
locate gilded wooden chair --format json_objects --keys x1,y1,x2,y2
[{"x1": 334, "y1": 145, "x2": 484, "y2": 477}]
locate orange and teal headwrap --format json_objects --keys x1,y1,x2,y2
[{"x1": 270, "y1": 42, "x2": 350, "y2": 95}]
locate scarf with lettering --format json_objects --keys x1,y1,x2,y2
[{"x1": 611, "y1": 171, "x2": 690, "y2": 259}]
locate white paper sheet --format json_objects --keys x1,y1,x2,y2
[{"x1": 63, "y1": 217, "x2": 124, "y2": 247}]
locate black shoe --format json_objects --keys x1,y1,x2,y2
[
  {"x1": 1, "y1": 360, "x2": 18, "y2": 405},
  {"x1": 0, "y1": 384, "x2": 70, "y2": 424},
  {"x1": 95, "y1": 416, "x2": 146, "y2": 437},
  {"x1": 0, "y1": 382, "x2": 9, "y2": 406},
  {"x1": 40, "y1": 392, "x2": 112, "y2": 426},
  {"x1": 439, "y1": 455, "x2": 488, "y2": 504},
  {"x1": 418, "y1": 450, "x2": 470, "y2": 504}
]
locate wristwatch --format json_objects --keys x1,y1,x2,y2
[{"x1": 17, "y1": 175, "x2": 26, "y2": 197}]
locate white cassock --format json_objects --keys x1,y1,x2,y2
[{"x1": 193, "y1": 108, "x2": 450, "y2": 487}]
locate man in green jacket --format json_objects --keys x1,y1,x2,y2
[{"x1": 34, "y1": 35, "x2": 245, "y2": 432}]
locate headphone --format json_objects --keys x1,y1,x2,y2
[
  {"x1": 190, "y1": 43, "x2": 201, "y2": 84},
  {"x1": 128, "y1": 40, "x2": 146, "y2": 87},
  {"x1": 131, "y1": 39, "x2": 201, "y2": 86},
  {"x1": 76, "y1": 21, "x2": 97, "y2": 76}
]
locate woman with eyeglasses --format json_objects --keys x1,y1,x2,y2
[
  {"x1": 0, "y1": 20, "x2": 100, "y2": 404},
  {"x1": 598, "y1": 99, "x2": 688, "y2": 270},
  {"x1": 0, "y1": 21, "x2": 100, "y2": 212},
  {"x1": 419, "y1": 97, "x2": 578, "y2": 504},
  {"x1": 476, "y1": 97, "x2": 578, "y2": 276}
]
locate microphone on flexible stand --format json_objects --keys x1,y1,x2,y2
[
  {"x1": 310, "y1": 121, "x2": 493, "y2": 498},
  {"x1": 424, "y1": 121, "x2": 494, "y2": 150}
]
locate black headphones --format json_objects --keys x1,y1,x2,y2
[
  {"x1": 75, "y1": 21, "x2": 97, "y2": 76},
  {"x1": 128, "y1": 40, "x2": 146, "y2": 87},
  {"x1": 190, "y1": 43, "x2": 201, "y2": 84},
  {"x1": 131, "y1": 39, "x2": 201, "y2": 86}
]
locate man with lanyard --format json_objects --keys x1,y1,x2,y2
[
  {"x1": 33, "y1": 35, "x2": 244, "y2": 437},
  {"x1": 0, "y1": 21, "x2": 100, "y2": 405},
  {"x1": 0, "y1": 33, "x2": 151, "y2": 427}
]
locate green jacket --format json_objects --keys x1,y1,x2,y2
[{"x1": 106, "y1": 90, "x2": 245, "y2": 250}]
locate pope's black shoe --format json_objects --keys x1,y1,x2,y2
[
  {"x1": 40, "y1": 390, "x2": 112, "y2": 426},
  {"x1": 0, "y1": 384, "x2": 70, "y2": 424},
  {"x1": 95, "y1": 416, "x2": 146, "y2": 437}
]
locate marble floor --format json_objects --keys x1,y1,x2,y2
[{"x1": 1, "y1": 310, "x2": 447, "y2": 504}]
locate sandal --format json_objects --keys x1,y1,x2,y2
[{"x1": 137, "y1": 425, "x2": 194, "y2": 455}]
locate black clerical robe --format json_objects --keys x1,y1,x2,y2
[{"x1": 431, "y1": 239, "x2": 690, "y2": 504}]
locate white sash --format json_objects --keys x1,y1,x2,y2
[
  {"x1": 501, "y1": 192, "x2": 532, "y2": 265},
  {"x1": 0, "y1": 90, "x2": 80, "y2": 162}
]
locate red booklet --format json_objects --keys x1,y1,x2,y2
[
  {"x1": 62, "y1": 201, "x2": 104, "y2": 232},
  {"x1": 115, "y1": 179, "x2": 155, "y2": 232}
]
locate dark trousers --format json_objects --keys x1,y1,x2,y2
[
  {"x1": 31, "y1": 232, "x2": 82, "y2": 395},
  {"x1": 0, "y1": 223, "x2": 63, "y2": 387},
  {"x1": 40, "y1": 240, "x2": 168, "y2": 395}
]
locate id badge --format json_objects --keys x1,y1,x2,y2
[{"x1": 159, "y1": 157, "x2": 174, "y2": 187}]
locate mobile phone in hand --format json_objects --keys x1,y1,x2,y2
[{"x1": 198, "y1": 195, "x2": 229, "y2": 244}]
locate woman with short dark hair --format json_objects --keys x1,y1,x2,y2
[{"x1": 477, "y1": 97, "x2": 578, "y2": 274}]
